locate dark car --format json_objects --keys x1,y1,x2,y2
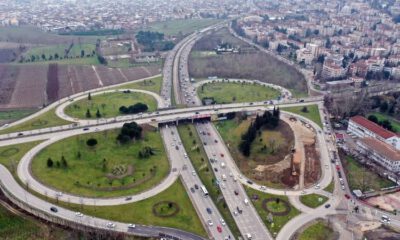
[
  {"x1": 190, "y1": 187, "x2": 195, "y2": 193},
  {"x1": 325, "y1": 204, "x2": 331, "y2": 208},
  {"x1": 83, "y1": 127, "x2": 89, "y2": 131},
  {"x1": 344, "y1": 194, "x2": 351, "y2": 199},
  {"x1": 247, "y1": 180, "x2": 253, "y2": 185},
  {"x1": 234, "y1": 190, "x2": 239, "y2": 196},
  {"x1": 17, "y1": 133, "x2": 24, "y2": 136},
  {"x1": 50, "y1": 207, "x2": 58, "y2": 213},
  {"x1": 194, "y1": 184, "x2": 199, "y2": 190},
  {"x1": 125, "y1": 197, "x2": 132, "y2": 201},
  {"x1": 214, "y1": 168, "x2": 218, "y2": 172},
  {"x1": 206, "y1": 208, "x2": 212, "y2": 214}
]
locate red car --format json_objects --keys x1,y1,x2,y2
[
  {"x1": 220, "y1": 153, "x2": 224, "y2": 157},
  {"x1": 217, "y1": 225, "x2": 222, "y2": 233},
  {"x1": 344, "y1": 194, "x2": 351, "y2": 199},
  {"x1": 336, "y1": 165, "x2": 340, "y2": 171}
]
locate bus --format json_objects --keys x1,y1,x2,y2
[{"x1": 200, "y1": 185, "x2": 209, "y2": 197}]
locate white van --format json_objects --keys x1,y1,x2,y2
[{"x1": 244, "y1": 198, "x2": 249, "y2": 205}]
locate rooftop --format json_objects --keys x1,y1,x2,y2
[
  {"x1": 350, "y1": 116, "x2": 397, "y2": 139},
  {"x1": 359, "y1": 137, "x2": 400, "y2": 161}
]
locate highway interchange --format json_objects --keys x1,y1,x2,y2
[{"x1": 0, "y1": 22, "x2": 399, "y2": 240}]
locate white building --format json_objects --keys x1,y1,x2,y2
[
  {"x1": 348, "y1": 116, "x2": 400, "y2": 150},
  {"x1": 357, "y1": 137, "x2": 400, "y2": 172}
]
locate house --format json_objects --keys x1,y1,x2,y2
[
  {"x1": 357, "y1": 137, "x2": 400, "y2": 172},
  {"x1": 348, "y1": 116, "x2": 400, "y2": 150}
]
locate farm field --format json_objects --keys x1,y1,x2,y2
[
  {"x1": 147, "y1": 18, "x2": 221, "y2": 36},
  {"x1": 189, "y1": 28, "x2": 307, "y2": 97},
  {"x1": 215, "y1": 118, "x2": 295, "y2": 188},
  {"x1": 64, "y1": 91, "x2": 158, "y2": 119},
  {"x1": 177, "y1": 124, "x2": 242, "y2": 238},
  {"x1": 0, "y1": 64, "x2": 160, "y2": 109},
  {"x1": 197, "y1": 82, "x2": 280, "y2": 104},
  {"x1": 31, "y1": 128, "x2": 169, "y2": 198},
  {"x1": 282, "y1": 105, "x2": 323, "y2": 128}
]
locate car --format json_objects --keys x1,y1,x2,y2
[
  {"x1": 17, "y1": 132, "x2": 24, "y2": 136},
  {"x1": 260, "y1": 186, "x2": 266, "y2": 190},
  {"x1": 56, "y1": 192, "x2": 63, "y2": 197},
  {"x1": 75, "y1": 212, "x2": 84, "y2": 217},
  {"x1": 214, "y1": 167, "x2": 218, "y2": 172},
  {"x1": 125, "y1": 196, "x2": 132, "y2": 201},
  {"x1": 324, "y1": 204, "x2": 331, "y2": 208},
  {"x1": 175, "y1": 146, "x2": 179, "y2": 150},
  {"x1": 190, "y1": 187, "x2": 195, "y2": 193},
  {"x1": 203, "y1": 142, "x2": 207, "y2": 145},
  {"x1": 220, "y1": 153, "x2": 224, "y2": 157},
  {"x1": 217, "y1": 225, "x2": 222, "y2": 233},
  {"x1": 341, "y1": 185, "x2": 345, "y2": 190},
  {"x1": 314, "y1": 184, "x2": 320, "y2": 189},
  {"x1": 237, "y1": 206, "x2": 243, "y2": 214},
  {"x1": 83, "y1": 128, "x2": 89, "y2": 131},
  {"x1": 233, "y1": 177, "x2": 237, "y2": 182},
  {"x1": 206, "y1": 208, "x2": 212, "y2": 214},
  {"x1": 229, "y1": 172, "x2": 233, "y2": 177},
  {"x1": 344, "y1": 194, "x2": 351, "y2": 199},
  {"x1": 220, "y1": 218, "x2": 226, "y2": 226},
  {"x1": 234, "y1": 190, "x2": 239, "y2": 196},
  {"x1": 247, "y1": 180, "x2": 253, "y2": 185},
  {"x1": 233, "y1": 211, "x2": 238, "y2": 216},
  {"x1": 194, "y1": 184, "x2": 199, "y2": 190},
  {"x1": 128, "y1": 224, "x2": 136, "y2": 228},
  {"x1": 207, "y1": 220, "x2": 213, "y2": 226},
  {"x1": 50, "y1": 207, "x2": 58, "y2": 213},
  {"x1": 106, "y1": 222, "x2": 116, "y2": 228}
]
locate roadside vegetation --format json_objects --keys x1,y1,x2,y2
[
  {"x1": 31, "y1": 127, "x2": 169, "y2": 198},
  {"x1": 115, "y1": 76, "x2": 162, "y2": 94},
  {"x1": 245, "y1": 186, "x2": 300, "y2": 236},
  {"x1": 0, "y1": 108, "x2": 71, "y2": 135},
  {"x1": 282, "y1": 105, "x2": 323, "y2": 128},
  {"x1": 177, "y1": 124, "x2": 242, "y2": 238},
  {"x1": 64, "y1": 91, "x2": 157, "y2": 119},
  {"x1": 300, "y1": 194, "x2": 328, "y2": 208},
  {"x1": 324, "y1": 180, "x2": 334, "y2": 193},
  {"x1": 197, "y1": 81, "x2": 280, "y2": 104},
  {"x1": 340, "y1": 153, "x2": 394, "y2": 192},
  {"x1": 0, "y1": 109, "x2": 36, "y2": 124}
]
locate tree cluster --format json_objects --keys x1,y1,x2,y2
[
  {"x1": 135, "y1": 31, "x2": 175, "y2": 52},
  {"x1": 368, "y1": 115, "x2": 394, "y2": 132},
  {"x1": 47, "y1": 156, "x2": 68, "y2": 169},
  {"x1": 231, "y1": 19, "x2": 245, "y2": 37},
  {"x1": 239, "y1": 108, "x2": 280, "y2": 156},
  {"x1": 138, "y1": 146, "x2": 155, "y2": 159},
  {"x1": 116, "y1": 122, "x2": 143, "y2": 144},
  {"x1": 119, "y1": 103, "x2": 148, "y2": 114}
]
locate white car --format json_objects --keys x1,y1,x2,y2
[
  {"x1": 220, "y1": 218, "x2": 226, "y2": 226},
  {"x1": 207, "y1": 220, "x2": 213, "y2": 226},
  {"x1": 128, "y1": 223, "x2": 136, "y2": 228},
  {"x1": 106, "y1": 222, "x2": 116, "y2": 228},
  {"x1": 192, "y1": 171, "x2": 196, "y2": 176},
  {"x1": 75, "y1": 212, "x2": 84, "y2": 217}
]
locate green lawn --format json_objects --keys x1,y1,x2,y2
[
  {"x1": 300, "y1": 194, "x2": 328, "y2": 208},
  {"x1": 107, "y1": 58, "x2": 162, "y2": 68},
  {"x1": 198, "y1": 82, "x2": 280, "y2": 104},
  {"x1": 52, "y1": 180, "x2": 206, "y2": 237},
  {"x1": 298, "y1": 220, "x2": 336, "y2": 240},
  {"x1": 147, "y1": 19, "x2": 221, "y2": 36},
  {"x1": 245, "y1": 187, "x2": 301, "y2": 236},
  {"x1": 0, "y1": 109, "x2": 36, "y2": 123},
  {"x1": 20, "y1": 43, "x2": 98, "y2": 65},
  {"x1": 368, "y1": 112, "x2": 400, "y2": 133},
  {"x1": 282, "y1": 105, "x2": 323, "y2": 128},
  {"x1": 115, "y1": 76, "x2": 163, "y2": 94},
  {"x1": 0, "y1": 141, "x2": 43, "y2": 175},
  {"x1": 342, "y1": 154, "x2": 394, "y2": 192},
  {"x1": 64, "y1": 91, "x2": 157, "y2": 119},
  {"x1": 31, "y1": 128, "x2": 169, "y2": 198},
  {"x1": 215, "y1": 118, "x2": 294, "y2": 188},
  {"x1": 324, "y1": 180, "x2": 334, "y2": 193},
  {"x1": 177, "y1": 124, "x2": 241, "y2": 238},
  {"x1": 0, "y1": 108, "x2": 71, "y2": 135}
]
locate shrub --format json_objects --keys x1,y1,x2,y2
[{"x1": 86, "y1": 138, "x2": 98, "y2": 147}]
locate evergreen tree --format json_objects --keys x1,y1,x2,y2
[
  {"x1": 86, "y1": 109, "x2": 91, "y2": 118},
  {"x1": 47, "y1": 158, "x2": 53, "y2": 168}
]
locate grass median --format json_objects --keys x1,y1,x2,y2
[
  {"x1": 245, "y1": 186, "x2": 300, "y2": 236},
  {"x1": 64, "y1": 91, "x2": 157, "y2": 119},
  {"x1": 300, "y1": 194, "x2": 328, "y2": 208},
  {"x1": 197, "y1": 81, "x2": 280, "y2": 104},
  {"x1": 31, "y1": 128, "x2": 169, "y2": 198},
  {"x1": 115, "y1": 76, "x2": 163, "y2": 94},
  {"x1": 282, "y1": 104, "x2": 322, "y2": 128},
  {"x1": 298, "y1": 220, "x2": 337, "y2": 240},
  {"x1": 177, "y1": 124, "x2": 241, "y2": 238}
]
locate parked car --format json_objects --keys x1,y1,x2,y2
[
  {"x1": 324, "y1": 204, "x2": 331, "y2": 208},
  {"x1": 50, "y1": 207, "x2": 58, "y2": 213}
]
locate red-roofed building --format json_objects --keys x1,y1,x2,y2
[{"x1": 348, "y1": 116, "x2": 400, "y2": 150}]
